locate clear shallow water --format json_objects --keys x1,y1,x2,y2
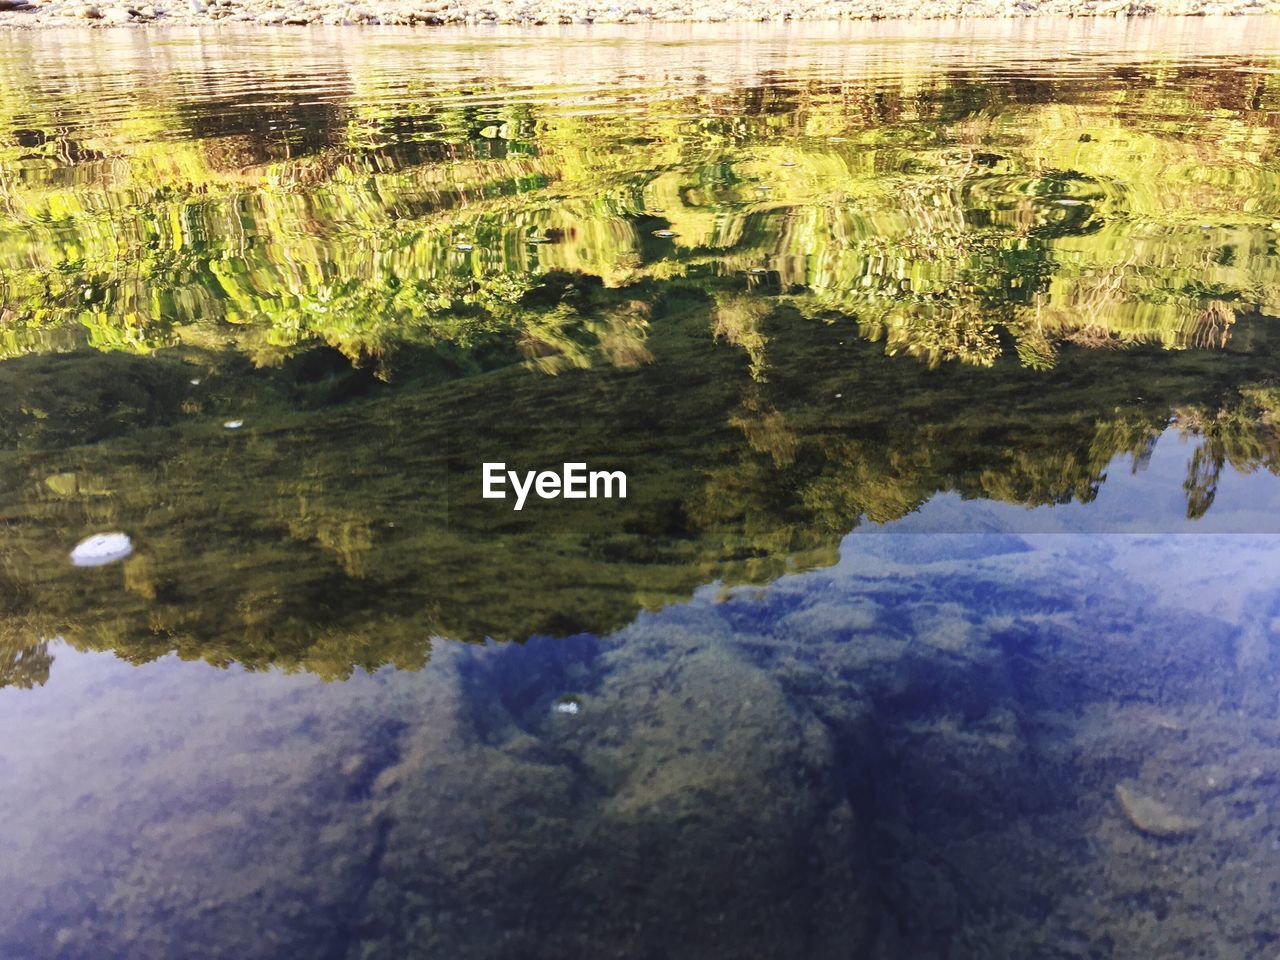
[
  {"x1": 4, "y1": 534, "x2": 1280, "y2": 959},
  {"x1": 2, "y1": 20, "x2": 1280, "y2": 959}
]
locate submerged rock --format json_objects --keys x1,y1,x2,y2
[
  {"x1": 1115, "y1": 783, "x2": 1201, "y2": 837},
  {"x1": 347, "y1": 639, "x2": 874, "y2": 959}
]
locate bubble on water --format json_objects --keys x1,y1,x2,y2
[
  {"x1": 224, "y1": 420, "x2": 244, "y2": 430},
  {"x1": 70, "y1": 532, "x2": 133, "y2": 568},
  {"x1": 552, "y1": 697, "x2": 581, "y2": 716}
]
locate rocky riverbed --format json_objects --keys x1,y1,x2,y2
[
  {"x1": 5, "y1": 534, "x2": 1278, "y2": 959},
  {"x1": 0, "y1": 0, "x2": 1278, "y2": 28}
]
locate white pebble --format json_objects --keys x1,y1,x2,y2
[{"x1": 70, "y1": 532, "x2": 133, "y2": 567}]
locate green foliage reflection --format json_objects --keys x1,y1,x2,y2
[{"x1": 3, "y1": 47, "x2": 1280, "y2": 683}]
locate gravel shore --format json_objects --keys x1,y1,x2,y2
[{"x1": 1, "y1": 0, "x2": 1278, "y2": 28}]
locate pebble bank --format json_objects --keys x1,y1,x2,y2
[{"x1": 1, "y1": 0, "x2": 1279, "y2": 29}]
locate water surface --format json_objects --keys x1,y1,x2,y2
[{"x1": 1, "y1": 20, "x2": 1280, "y2": 959}]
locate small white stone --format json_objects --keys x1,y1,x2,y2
[{"x1": 70, "y1": 532, "x2": 133, "y2": 567}]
